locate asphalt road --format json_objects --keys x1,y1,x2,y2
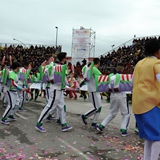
[{"x1": 0, "y1": 94, "x2": 148, "y2": 160}]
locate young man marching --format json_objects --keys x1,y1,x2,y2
[
  {"x1": 35, "y1": 52, "x2": 72, "y2": 132},
  {"x1": 81, "y1": 58, "x2": 102, "y2": 128},
  {"x1": 97, "y1": 63, "x2": 131, "y2": 136},
  {"x1": 1, "y1": 62, "x2": 27, "y2": 124},
  {"x1": 18, "y1": 61, "x2": 31, "y2": 111}
]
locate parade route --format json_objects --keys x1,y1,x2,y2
[{"x1": 0, "y1": 95, "x2": 148, "y2": 160}]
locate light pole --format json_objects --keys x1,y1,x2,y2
[
  {"x1": 13, "y1": 38, "x2": 26, "y2": 48},
  {"x1": 55, "y1": 26, "x2": 58, "y2": 47}
]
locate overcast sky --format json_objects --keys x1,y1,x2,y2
[{"x1": 0, "y1": 0, "x2": 160, "y2": 57}]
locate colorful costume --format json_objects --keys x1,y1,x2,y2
[
  {"x1": 1, "y1": 70, "x2": 22, "y2": 124},
  {"x1": 97, "y1": 73, "x2": 131, "y2": 135},
  {"x1": 133, "y1": 57, "x2": 160, "y2": 140},
  {"x1": 35, "y1": 64, "x2": 72, "y2": 132},
  {"x1": 81, "y1": 65, "x2": 102, "y2": 127},
  {"x1": 18, "y1": 67, "x2": 30, "y2": 110}
]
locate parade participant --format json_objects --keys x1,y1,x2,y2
[
  {"x1": 1, "y1": 64, "x2": 8, "y2": 107},
  {"x1": 97, "y1": 63, "x2": 131, "y2": 136},
  {"x1": 35, "y1": 52, "x2": 72, "y2": 132},
  {"x1": 81, "y1": 58, "x2": 102, "y2": 128},
  {"x1": 18, "y1": 61, "x2": 31, "y2": 111},
  {"x1": 132, "y1": 38, "x2": 160, "y2": 160},
  {"x1": 1, "y1": 56, "x2": 12, "y2": 107},
  {"x1": 79, "y1": 63, "x2": 91, "y2": 101},
  {"x1": 30, "y1": 70, "x2": 41, "y2": 101},
  {"x1": 40, "y1": 57, "x2": 58, "y2": 121},
  {"x1": 1, "y1": 62, "x2": 27, "y2": 125},
  {"x1": 42, "y1": 56, "x2": 55, "y2": 102},
  {"x1": 0, "y1": 66, "x2": 2, "y2": 99}
]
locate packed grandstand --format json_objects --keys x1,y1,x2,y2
[{"x1": 0, "y1": 36, "x2": 160, "y2": 77}]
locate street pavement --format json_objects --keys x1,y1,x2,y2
[{"x1": 0, "y1": 94, "x2": 149, "y2": 160}]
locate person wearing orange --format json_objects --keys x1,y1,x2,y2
[{"x1": 132, "y1": 38, "x2": 160, "y2": 160}]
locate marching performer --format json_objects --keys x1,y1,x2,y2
[
  {"x1": 35, "y1": 52, "x2": 72, "y2": 132},
  {"x1": 79, "y1": 63, "x2": 90, "y2": 101},
  {"x1": 0, "y1": 66, "x2": 2, "y2": 99},
  {"x1": 18, "y1": 61, "x2": 31, "y2": 110},
  {"x1": 81, "y1": 58, "x2": 102, "y2": 128},
  {"x1": 40, "y1": 56, "x2": 55, "y2": 102},
  {"x1": 39, "y1": 57, "x2": 58, "y2": 121},
  {"x1": 1, "y1": 56, "x2": 12, "y2": 107},
  {"x1": 1, "y1": 62, "x2": 27, "y2": 125},
  {"x1": 97, "y1": 63, "x2": 131, "y2": 136},
  {"x1": 1, "y1": 63, "x2": 9, "y2": 107},
  {"x1": 30, "y1": 70, "x2": 41, "y2": 101}
]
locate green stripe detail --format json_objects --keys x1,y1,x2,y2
[
  {"x1": 64, "y1": 105, "x2": 66, "y2": 112},
  {"x1": 120, "y1": 129, "x2": 127, "y2": 132},
  {"x1": 114, "y1": 74, "x2": 121, "y2": 86},
  {"x1": 48, "y1": 65, "x2": 53, "y2": 77},
  {"x1": 25, "y1": 69, "x2": 31, "y2": 83},
  {"x1": 87, "y1": 61, "x2": 94, "y2": 79},
  {"x1": 37, "y1": 122, "x2": 42, "y2": 126},
  {"x1": 99, "y1": 124, "x2": 105, "y2": 128},
  {"x1": 62, "y1": 123, "x2": 67, "y2": 127},
  {"x1": 2, "y1": 69, "x2": 8, "y2": 85},
  {"x1": 97, "y1": 107, "x2": 102, "y2": 113}
]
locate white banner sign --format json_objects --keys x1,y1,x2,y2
[{"x1": 72, "y1": 29, "x2": 91, "y2": 59}]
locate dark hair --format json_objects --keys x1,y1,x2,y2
[
  {"x1": 88, "y1": 62, "x2": 91, "y2": 67},
  {"x1": 23, "y1": 61, "x2": 29, "y2": 67},
  {"x1": 117, "y1": 62, "x2": 124, "y2": 67},
  {"x1": 145, "y1": 38, "x2": 160, "y2": 56},
  {"x1": 93, "y1": 58, "x2": 100, "y2": 65},
  {"x1": 57, "y1": 52, "x2": 67, "y2": 62},
  {"x1": 69, "y1": 71, "x2": 74, "y2": 74},
  {"x1": 12, "y1": 61, "x2": 21, "y2": 70}
]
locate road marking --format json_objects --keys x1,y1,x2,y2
[
  {"x1": 15, "y1": 113, "x2": 28, "y2": 120},
  {"x1": 58, "y1": 138, "x2": 90, "y2": 160}
]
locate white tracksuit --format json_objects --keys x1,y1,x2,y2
[
  {"x1": 101, "y1": 92, "x2": 131, "y2": 130},
  {"x1": 37, "y1": 65, "x2": 67, "y2": 126},
  {"x1": 2, "y1": 71, "x2": 20, "y2": 119}
]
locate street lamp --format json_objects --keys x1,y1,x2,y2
[
  {"x1": 13, "y1": 38, "x2": 26, "y2": 48},
  {"x1": 55, "y1": 26, "x2": 58, "y2": 47}
]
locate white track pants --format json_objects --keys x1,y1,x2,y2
[
  {"x1": 101, "y1": 94, "x2": 130, "y2": 130},
  {"x1": 45, "y1": 87, "x2": 59, "y2": 119},
  {"x1": 3, "y1": 85, "x2": 9, "y2": 104},
  {"x1": 84, "y1": 92, "x2": 102, "y2": 124},
  {"x1": 2, "y1": 91, "x2": 20, "y2": 118},
  {"x1": 37, "y1": 89, "x2": 66, "y2": 125},
  {"x1": 18, "y1": 90, "x2": 26, "y2": 108}
]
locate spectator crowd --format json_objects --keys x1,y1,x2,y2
[
  {"x1": 0, "y1": 36, "x2": 160, "y2": 77},
  {"x1": 0, "y1": 45, "x2": 61, "y2": 72}
]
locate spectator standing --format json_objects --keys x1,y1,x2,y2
[{"x1": 132, "y1": 39, "x2": 160, "y2": 160}]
